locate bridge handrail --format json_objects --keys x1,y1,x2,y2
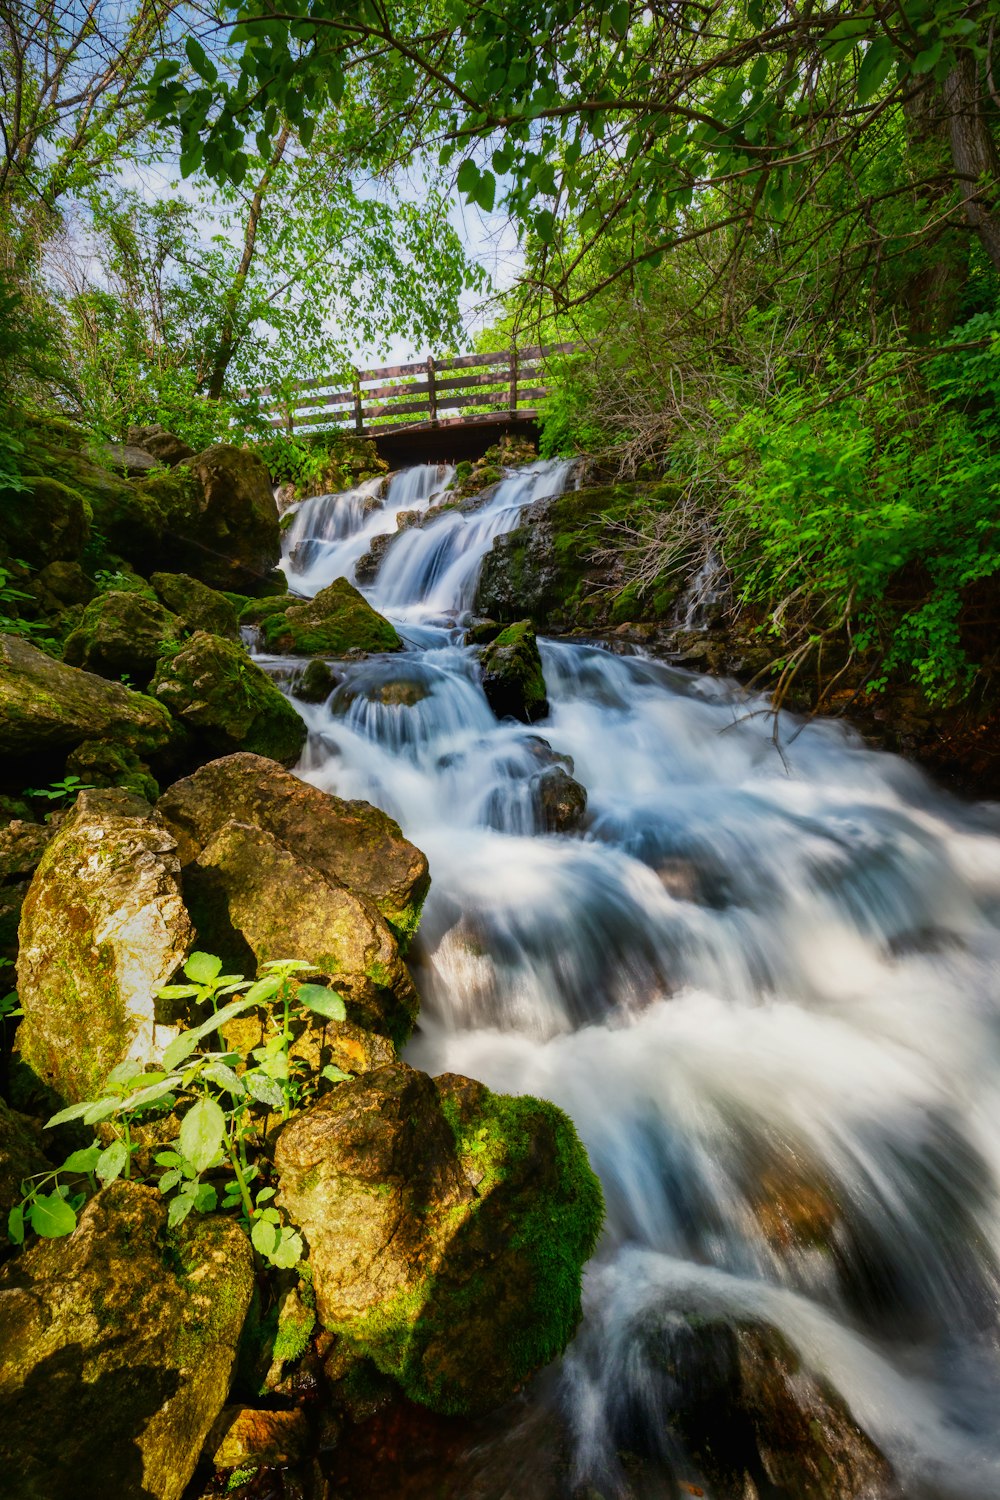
[{"x1": 259, "y1": 342, "x2": 579, "y2": 434}]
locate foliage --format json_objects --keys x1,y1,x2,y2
[
  {"x1": 8, "y1": 953, "x2": 350, "y2": 1269},
  {"x1": 23, "y1": 775, "x2": 97, "y2": 806}
]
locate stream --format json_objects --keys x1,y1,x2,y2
[{"x1": 271, "y1": 460, "x2": 1000, "y2": 1498}]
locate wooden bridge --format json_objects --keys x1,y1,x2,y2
[{"x1": 262, "y1": 343, "x2": 577, "y2": 464}]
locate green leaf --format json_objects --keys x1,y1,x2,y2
[
  {"x1": 203, "y1": 1062, "x2": 245, "y2": 1096},
  {"x1": 245, "y1": 1072, "x2": 284, "y2": 1108},
  {"x1": 296, "y1": 985, "x2": 346, "y2": 1022},
  {"x1": 456, "y1": 157, "x2": 480, "y2": 197},
  {"x1": 158, "y1": 1169, "x2": 182, "y2": 1193},
  {"x1": 193, "y1": 1182, "x2": 218, "y2": 1212},
  {"x1": 156, "y1": 984, "x2": 200, "y2": 1000},
  {"x1": 162, "y1": 1029, "x2": 200, "y2": 1070},
  {"x1": 321, "y1": 1064, "x2": 352, "y2": 1083},
  {"x1": 167, "y1": 1193, "x2": 193, "y2": 1228},
  {"x1": 82, "y1": 1097, "x2": 123, "y2": 1126},
  {"x1": 270, "y1": 1227, "x2": 304, "y2": 1269},
  {"x1": 28, "y1": 1192, "x2": 77, "y2": 1238},
  {"x1": 245, "y1": 976, "x2": 281, "y2": 1004},
  {"x1": 96, "y1": 1140, "x2": 130, "y2": 1186},
  {"x1": 7, "y1": 1203, "x2": 24, "y2": 1244},
  {"x1": 857, "y1": 37, "x2": 896, "y2": 102},
  {"x1": 61, "y1": 1145, "x2": 102, "y2": 1173},
  {"x1": 179, "y1": 1096, "x2": 226, "y2": 1174},
  {"x1": 251, "y1": 1216, "x2": 278, "y2": 1257},
  {"x1": 45, "y1": 1100, "x2": 95, "y2": 1129},
  {"x1": 911, "y1": 39, "x2": 943, "y2": 74},
  {"x1": 184, "y1": 951, "x2": 223, "y2": 985}
]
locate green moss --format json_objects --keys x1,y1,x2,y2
[
  {"x1": 480, "y1": 619, "x2": 548, "y2": 723},
  {"x1": 245, "y1": 579, "x2": 401, "y2": 658}
]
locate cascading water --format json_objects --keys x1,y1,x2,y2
[{"x1": 278, "y1": 460, "x2": 1000, "y2": 1498}]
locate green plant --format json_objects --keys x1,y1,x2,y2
[
  {"x1": 24, "y1": 775, "x2": 97, "y2": 805},
  {"x1": 9, "y1": 953, "x2": 349, "y2": 1269}
]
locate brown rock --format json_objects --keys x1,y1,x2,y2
[{"x1": 209, "y1": 1405, "x2": 309, "y2": 1468}]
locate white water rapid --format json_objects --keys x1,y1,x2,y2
[{"x1": 276, "y1": 461, "x2": 1000, "y2": 1499}]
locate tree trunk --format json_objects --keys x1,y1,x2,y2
[
  {"x1": 206, "y1": 123, "x2": 292, "y2": 402},
  {"x1": 901, "y1": 76, "x2": 969, "y2": 338},
  {"x1": 945, "y1": 49, "x2": 1000, "y2": 274}
]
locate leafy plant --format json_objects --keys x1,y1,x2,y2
[
  {"x1": 24, "y1": 775, "x2": 97, "y2": 805},
  {"x1": 9, "y1": 953, "x2": 349, "y2": 1270}
]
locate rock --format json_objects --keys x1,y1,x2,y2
[
  {"x1": 0, "y1": 1098, "x2": 48, "y2": 1246},
  {"x1": 157, "y1": 752, "x2": 429, "y2": 941},
  {"x1": 0, "y1": 475, "x2": 91, "y2": 567},
  {"x1": 27, "y1": 560, "x2": 94, "y2": 613},
  {"x1": 209, "y1": 1405, "x2": 310, "y2": 1469},
  {"x1": 63, "y1": 589, "x2": 184, "y2": 687},
  {"x1": 242, "y1": 578, "x2": 401, "y2": 657},
  {"x1": 274, "y1": 1062, "x2": 604, "y2": 1416},
  {"x1": 152, "y1": 632, "x2": 306, "y2": 768},
  {"x1": 480, "y1": 620, "x2": 549, "y2": 723},
  {"x1": 192, "y1": 821, "x2": 418, "y2": 1045},
  {"x1": 0, "y1": 634, "x2": 177, "y2": 763},
  {"x1": 464, "y1": 617, "x2": 503, "y2": 646},
  {"x1": 65, "y1": 740, "x2": 160, "y2": 802},
  {"x1": 293, "y1": 658, "x2": 336, "y2": 703},
  {"x1": 99, "y1": 444, "x2": 280, "y2": 591},
  {"x1": 15, "y1": 789, "x2": 193, "y2": 1103},
  {"x1": 0, "y1": 1181, "x2": 254, "y2": 1500},
  {"x1": 127, "y1": 423, "x2": 196, "y2": 466},
  {"x1": 0, "y1": 817, "x2": 55, "y2": 964},
  {"x1": 535, "y1": 765, "x2": 587, "y2": 833},
  {"x1": 150, "y1": 572, "x2": 240, "y2": 640},
  {"x1": 353, "y1": 532, "x2": 396, "y2": 584},
  {"x1": 100, "y1": 442, "x2": 161, "y2": 477}
]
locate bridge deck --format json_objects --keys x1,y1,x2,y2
[{"x1": 261, "y1": 345, "x2": 575, "y2": 460}]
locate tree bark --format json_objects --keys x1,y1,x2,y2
[
  {"x1": 206, "y1": 123, "x2": 291, "y2": 402},
  {"x1": 945, "y1": 49, "x2": 1000, "y2": 274}
]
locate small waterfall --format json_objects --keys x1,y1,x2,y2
[{"x1": 276, "y1": 461, "x2": 1000, "y2": 1497}]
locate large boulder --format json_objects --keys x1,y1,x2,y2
[
  {"x1": 150, "y1": 572, "x2": 240, "y2": 640},
  {"x1": 241, "y1": 578, "x2": 401, "y2": 657},
  {"x1": 16, "y1": 789, "x2": 193, "y2": 1103},
  {"x1": 191, "y1": 820, "x2": 418, "y2": 1045},
  {"x1": 0, "y1": 475, "x2": 91, "y2": 567},
  {"x1": 95, "y1": 444, "x2": 280, "y2": 592},
  {"x1": 274, "y1": 1062, "x2": 604, "y2": 1416},
  {"x1": 157, "y1": 752, "x2": 429, "y2": 942},
  {"x1": 151, "y1": 632, "x2": 306, "y2": 768},
  {"x1": 62, "y1": 589, "x2": 183, "y2": 687},
  {"x1": 0, "y1": 1181, "x2": 254, "y2": 1500},
  {"x1": 480, "y1": 620, "x2": 549, "y2": 723},
  {"x1": 0, "y1": 634, "x2": 176, "y2": 763},
  {"x1": 127, "y1": 423, "x2": 196, "y2": 467}
]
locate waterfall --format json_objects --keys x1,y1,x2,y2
[{"x1": 276, "y1": 461, "x2": 1000, "y2": 1497}]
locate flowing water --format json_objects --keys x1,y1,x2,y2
[{"x1": 275, "y1": 462, "x2": 1000, "y2": 1499}]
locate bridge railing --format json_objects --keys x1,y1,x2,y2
[{"x1": 260, "y1": 343, "x2": 579, "y2": 435}]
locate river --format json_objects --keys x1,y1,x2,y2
[{"x1": 270, "y1": 460, "x2": 1000, "y2": 1499}]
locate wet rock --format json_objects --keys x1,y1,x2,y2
[
  {"x1": 354, "y1": 532, "x2": 396, "y2": 584},
  {"x1": 464, "y1": 617, "x2": 503, "y2": 646},
  {"x1": 293, "y1": 658, "x2": 337, "y2": 703},
  {"x1": 0, "y1": 475, "x2": 91, "y2": 567},
  {"x1": 127, "y1": 423, "x2": 196, "y2": 467},
  {"x1": 150, "y1": 572, "x2": 240, "y2": 640},
  {"x1": 15, "y1": 789, "x2": 193, "y2": 1102},
  {"x1": 27, "y1": 560, "x2": 94, "y2": 613},
  {"x1": 193, "y1": 820, "x2": 418, "y2": 1045},
  {"x1": 152, "y1": 631, "x2": 306, "y2": 767},
  {"x1": 0, "y1": 1181, "x2": 254, "y2": 1500},
  {"x1": 242, "y1": 578, "x2": 401, "y2": 657},
  {"x1": 534, "y1": 765, "x2": 587, "y2": 833},
  {"x1": 275, "y1": 1062, "x2": 604, "y2": 1416},
  {"x1": 63, "y1": 589, "x2": 184, "y2": 687},
  {"x1": 157, "y1": 752, "x2": 430, "y2": 941},
  {"x1": 0, "y1": 634, "x2": 176, "y2": 762},
  {"x1": 209, "y1": 1405, "x2": 310, "y2": 1469},
  {"x1": 480, "y1": 619, "x2": 549, "y2": 723},
  {"x1": 0, "y1": 1099, "x2": 48, "y2": 1246}
]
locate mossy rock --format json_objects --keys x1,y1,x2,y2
[
  {"x1": 150, "y1": 572, "x2": 240, "y2": 640},
  {"x1": 65, "y1": 740, "x2": 160, "y2": 801},
  {"x1": 0, "y1": 477, "x2": 91, "y2": 567},
  {"x1": 480, "y1": 619, "x2": 549, "y2": 723},
  {"x1": 63, "y1": 589, "x2": 184, "y2": 688},
  {"x1": 0, "y1": 633, "x2": 178, "y2": 763},
  {"x1": 0, "y1": 1181, "x2": 254, "y2": 1500},
  {"x1": 152, "y1": 632, "x2": 306, "y2": 767},
  {"x1": 274, "y1": 1062, "x2": 603, "y2": 1415},
  {"x1": 244, "y1": 579, "x2": 401, "y2": 658}
]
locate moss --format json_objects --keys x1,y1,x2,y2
[
  {"x1": 480, "y1": 619, "x2": 548, "y2": 723},
  {"x1": 245, "y1": 579, "x2": 401, "y2": 658}
]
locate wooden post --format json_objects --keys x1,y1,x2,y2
[
  {"x1": 509, "y1": 346, "x2": 518, "y2": 415},
  {"x1": 352, "y1": 368, "x2": 363, "y2": 433},
  {"x1": 427, "y1": 355, "x2": 437, "y2": 425}
]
